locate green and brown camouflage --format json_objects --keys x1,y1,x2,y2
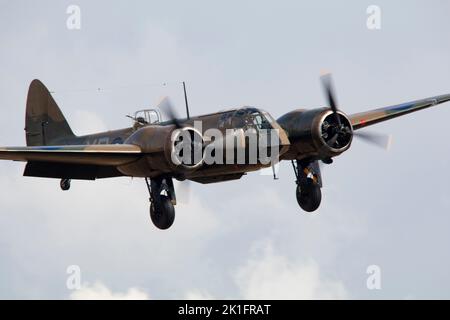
[
  {"x1": 2, "y1": 78, "x2": 450, "y2": 229},
  {"x1": 350, "y1": 94, "x2": 450, "y2": 129},
  {"x1": 1, "y1": 79, "x2": 450, "y2": 183}
]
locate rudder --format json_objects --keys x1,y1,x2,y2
[{"x1": 25, "y1": 79, "x2": 75, "y2": 146}]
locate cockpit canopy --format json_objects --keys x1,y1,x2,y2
[
  {"x1": 230, "y1": 107, "x2": 275, "y2": 130},
  {"x1": 131, "y1": 109, "x2": 162, "y2": 126}
]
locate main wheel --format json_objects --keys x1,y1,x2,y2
[
  {"x1": 296, "y1": 179, "x2": 322, "y2": 212},
  {"x1": 60, "y1": 179, "x2": 71, "y2": 191},
  {"x1": 150, "y1": 195, "x2": 175, "y2": 230}
]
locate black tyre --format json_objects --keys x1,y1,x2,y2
[
  {"x1": 60, "y1": 179, "x2": 71, "y2": 191},
  {"x1": 296, "y1": 179, "x2": 322, "y2": 212},
  {"x1": 150, "y1": 195, "x2": 175, "y2": 230}
]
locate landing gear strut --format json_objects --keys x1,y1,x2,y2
[
  {"x1": 292, "y1": 160, "x2": 322, "y2": 212},
  {"x1": 60, "y1": 179, "x2": 71, "y2": 191},
  {"x1": 145, "y1": 177, "x2": 176, "y2": 230}
]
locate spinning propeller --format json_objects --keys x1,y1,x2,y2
[
  {"x1": 158, "y1": 96, "x2": 193, "y2": 203},
  {"x1": 158, "y1": 96, "x2": 183, "y2": 129},
  {"x1": 320, "y1": 72, "x2": 391, "y2": 151}
]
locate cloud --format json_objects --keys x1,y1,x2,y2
[
  {"x1": 235, "y1": 245, "x2": 348, "y2": 300},
  {"x1": 187, "y1": 241, "x2": 348, "y2": 300},
  {"x1": 69, "y1": 241, "x2": 348, "y2": 300},
  {"x1": 72, "y1": 283, "x2": 214, "y2": 301},
  {"x1": 70, "y1": 282, "x2": 149, "y2": 300},
  {"x1": 71, "y1": 110, "x2": 109, "y2": 136},
  {"x1": 185, "y1": 289, "x2": 215, "y2": 300}
]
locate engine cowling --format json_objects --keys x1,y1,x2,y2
[
  {"x1": 277, "y1": 107, "x2": 353, "y2": 160},
  {"x1": 119, "y1": 125, "x2": 205, "y2": 177},
  {"x1": 165, "y1": 126, "x2": 205, "y2": 170}
]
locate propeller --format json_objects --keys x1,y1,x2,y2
[
  {"x1": 319, "y1": 72, "x2": 391, "y2": 151},
  {"x1": 354, "y1": 131, "x2": 392, "y2": 150},
  {"x1": 157, "y1": 96, "x2": 183, "y2": 128},
  {"x1": 157, "y1": 97, "x2": 194, "y2": 202},
  {"x1": 320, "y1": 72, "x2": 341, "y2": 126}
]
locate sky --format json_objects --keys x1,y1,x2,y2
[{"x1": 1, "y1": 0, "x2": 450, "y2": 299}]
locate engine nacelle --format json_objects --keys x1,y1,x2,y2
[
  {"x1": 119, "y1": 125, "x2": 205, "y2": 177},
  {"x1": 165, "y1": 126, "x2": 205, "y2": 170},
  {"x1": 277, "y1": 107, "x2": 353, "y2": 160}
]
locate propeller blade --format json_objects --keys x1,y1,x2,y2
[
  {"x1": 354, "y1": 131, "x2": 393, "y2": 150},
  {"x1": 328, "y1": 133, "x2": 339, "y2": 147},
  {"x1": 320, "y1": 72, "x2": 341, "y2": 126},
  {"x1": 158, "y1": 96, "x2": 183, "y2": 128}
]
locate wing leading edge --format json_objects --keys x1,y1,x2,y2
[
  {"x1": 349, "y1": 94, "x2": 450, "y2": 130},
  {"x1": 0, "y1": 144, "x2": 142, "y2": 166}
]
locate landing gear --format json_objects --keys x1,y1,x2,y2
[
  {"x1": 150, "y1": 196, "x2": 175, "y2": 230},
  {"x1": 292, "y1": 160, "x2": 322, "y2": 212},
  {"x1": 145, "y1": 177, "x2": 176, "y2": 230},
  {"x1": 296, "y1": 179, "x2": 322, "y2": 212},
  {"x1": 60, "y1": 179, "x2": 71, "y2": 191}
]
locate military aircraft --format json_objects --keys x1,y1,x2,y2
[{"x1": 0, "y1": 76, "x2": 449, "y2": 230}]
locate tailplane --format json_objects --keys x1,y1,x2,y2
[{"x1": 25, "y1": 79, "x2": 75, "y2": 146}]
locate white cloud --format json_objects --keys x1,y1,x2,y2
[
  {"x1": 185, "y1": 289, "x2": 215, "y2": 300},
  {"x1": 186, "y1": 241, "x2": 348, "y2": 300},
  {"x1": 71, "y1": 241, "x2": 348, "y2": 301},
  {"x1": 71, "y1": 110, "x2": 109, "y2": 136},
  {"x1": 234, "y1": 242, "x2": 348, "y2": 300},
  {"x1": 70, "y1": 282, "x2": 149, "y2": 300}
]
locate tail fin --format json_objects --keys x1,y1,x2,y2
[{"x1": 25, "y1": 79, "x2": 75, "y2": 146}]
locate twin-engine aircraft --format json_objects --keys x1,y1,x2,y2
[{"x1": 1, "y1": 76, "x2": 449, "y2": 230}]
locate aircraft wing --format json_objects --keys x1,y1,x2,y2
[
  {"x1": 0, "y1": 144, "x2": 142, "y2": 166},
  {"x1": 349, "y1": 94, "x2": 450, "y2": 130}
]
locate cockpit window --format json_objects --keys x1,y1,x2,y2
[
  {"x1": 132, "y1": 109, "x2": 161, "y2": 125},
  {"x1": 262, "y1": 111, "x2": 275, "y2": 123},
  {"x1": 232, "y1": 107, "x2": 274, "y2": 130},
  {"x1": 252, "y1": 113, "x2": 263, "y2": 128},
  {"x1": 250, "y1": 111, "x2": 272, "y2": 130}
]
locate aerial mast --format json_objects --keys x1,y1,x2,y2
[{"x1": 183, "y1": 81, "x2": 190, "y2": 120}]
